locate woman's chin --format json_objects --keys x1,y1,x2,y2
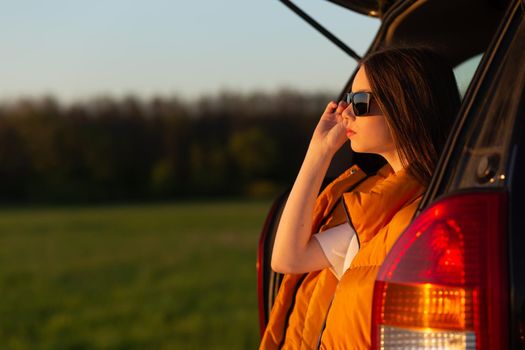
[{"x1": 350, "y1": 142, "x2": 364, "y2": 153}]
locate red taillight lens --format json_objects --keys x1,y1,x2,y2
[{"x1": 372, "y1": 192, "x2": 508, "y2": 349}]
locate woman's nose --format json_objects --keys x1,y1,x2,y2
[{"x1": 341, "y1": 105, "x2": 355, "y2": 123}]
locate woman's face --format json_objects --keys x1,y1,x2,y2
[{"x1": 342, "y1": 66, "x2": 396, "y2": 157}]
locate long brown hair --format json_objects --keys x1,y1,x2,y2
[{"x1": 360, "y1": 46, "x2": 461, "y2": 185}]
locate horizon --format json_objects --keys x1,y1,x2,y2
[{"x1": 0, "y1": 87, "x2": 340, "y2": 108}]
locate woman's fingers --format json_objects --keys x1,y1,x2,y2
[
  {"x1": 336, "y1": 101, "x2": 348, "y2": 115},
  {"x1": 334, "y1": 101, "x2": 348, "y2": 123},
  {"x1": 323, "y1": 101, "x2": 338, "y2": 115},
  {"x1": 312, "y1": 100, "x2": 349, "y2": 153}
]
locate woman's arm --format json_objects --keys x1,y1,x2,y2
[{"x1": 271, "y1": 100, "x2": 348, "y2": 274}]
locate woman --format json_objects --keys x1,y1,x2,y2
[{"x1": 260, "y1": 46, "x2": 461, "y2": 349}]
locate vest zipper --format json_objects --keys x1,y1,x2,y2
[
  {"x1": 316, "y1": 195, "x2": 361, "y2": 349},
  {"x1": 341, "y1": 197, "x2": 360, "y2": 247},
  {"x1": 315, "y1": 296, "x2": 334, "y2": 349},
  {"x1": 277, "y1": 274, "x2": 307, "y2": 349}
]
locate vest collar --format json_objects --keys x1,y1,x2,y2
[
  {"x1": 343, "y1": 163, "x2": 425, "y2": 244},
  {"x1": 311, "y1": 164, "x2": 367, "y2": 234}
]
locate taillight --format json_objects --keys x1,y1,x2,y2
[{"x1": 372, "y1": 192, "x2": 508, "y2": 349}]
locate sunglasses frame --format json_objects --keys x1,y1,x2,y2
[{"x1": 343, "y1": 91, "x2": 373, "y2": 116}]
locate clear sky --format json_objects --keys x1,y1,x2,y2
[{"x1": 0, "y1": 0, "x2": 380, "y2": 103}]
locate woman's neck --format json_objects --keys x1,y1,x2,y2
[{"x1": 382, "y1": 149, "x2": 404, "y2": 173}]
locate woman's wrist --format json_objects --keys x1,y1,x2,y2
[
  {"x1": 306, "y1": 142, "x2": 336, "y2": 163},
  {"x1": 301, "y1": 145, "x2": 332, "y2": 180}
]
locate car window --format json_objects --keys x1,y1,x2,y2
[
  {"x1": 445, "y1": 4, "x2": 525, "y2": 191},
  {"x1": 453, "y1": 53, "x2": 484, "y2": 99}
]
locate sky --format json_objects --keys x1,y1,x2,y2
[{"x1": 0, "y1": 0, "x2": 380, "y2": 103}]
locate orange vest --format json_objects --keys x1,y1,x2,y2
[{"x1": 260, "y1": 163, "x2": 425, "y2": 349}]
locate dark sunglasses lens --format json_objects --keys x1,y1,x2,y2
[
  {"x1": 353, "y1": 103, "x2": 368, "y2": 116},
  {"x1": 344, "y1": 93, "x2": 352, "y2": 104},
  {"x1": 353, "y1": 93, "x2": 370, "y2": 116},
  {"x1": 343, "y1": 92, "x2": 371, "y2": 116}
]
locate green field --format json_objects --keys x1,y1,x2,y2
[{"x1": 0, "y1": 200, "x2": 271, "y2": 350}]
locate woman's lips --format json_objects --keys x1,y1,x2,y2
[{"x1": 346, "y1": 129, "x2": 356, "y2": 137}]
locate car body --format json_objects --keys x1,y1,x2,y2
[{"x1": 257, "y1": 0, "x2": 525, "y2": 348}]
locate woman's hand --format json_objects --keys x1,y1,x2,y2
[
  {"x1": 271, "y1": 100, "x2": 349, "y2": 274},
  {"x1": 310, "y1": 100, "x2": 348, "y2": 156}
]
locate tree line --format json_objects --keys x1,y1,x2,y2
[{"x1": 0, "y1": 90, "x2": 334, "y2": 203}]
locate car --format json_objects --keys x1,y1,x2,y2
[{"x1": 257, "y1": 0, "x2": 525, "y2": 348}]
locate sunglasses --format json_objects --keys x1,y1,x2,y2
[{"x1": 342, "y1": 91, "x2": 373, "y2": 116}]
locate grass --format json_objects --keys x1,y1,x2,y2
[{"x1": 0, "y1": 200, "x2": 271, "y2": 350}]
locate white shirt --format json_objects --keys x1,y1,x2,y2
[{"x1": 313, "y1": 223, "x2": 359, "y2": 280}]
